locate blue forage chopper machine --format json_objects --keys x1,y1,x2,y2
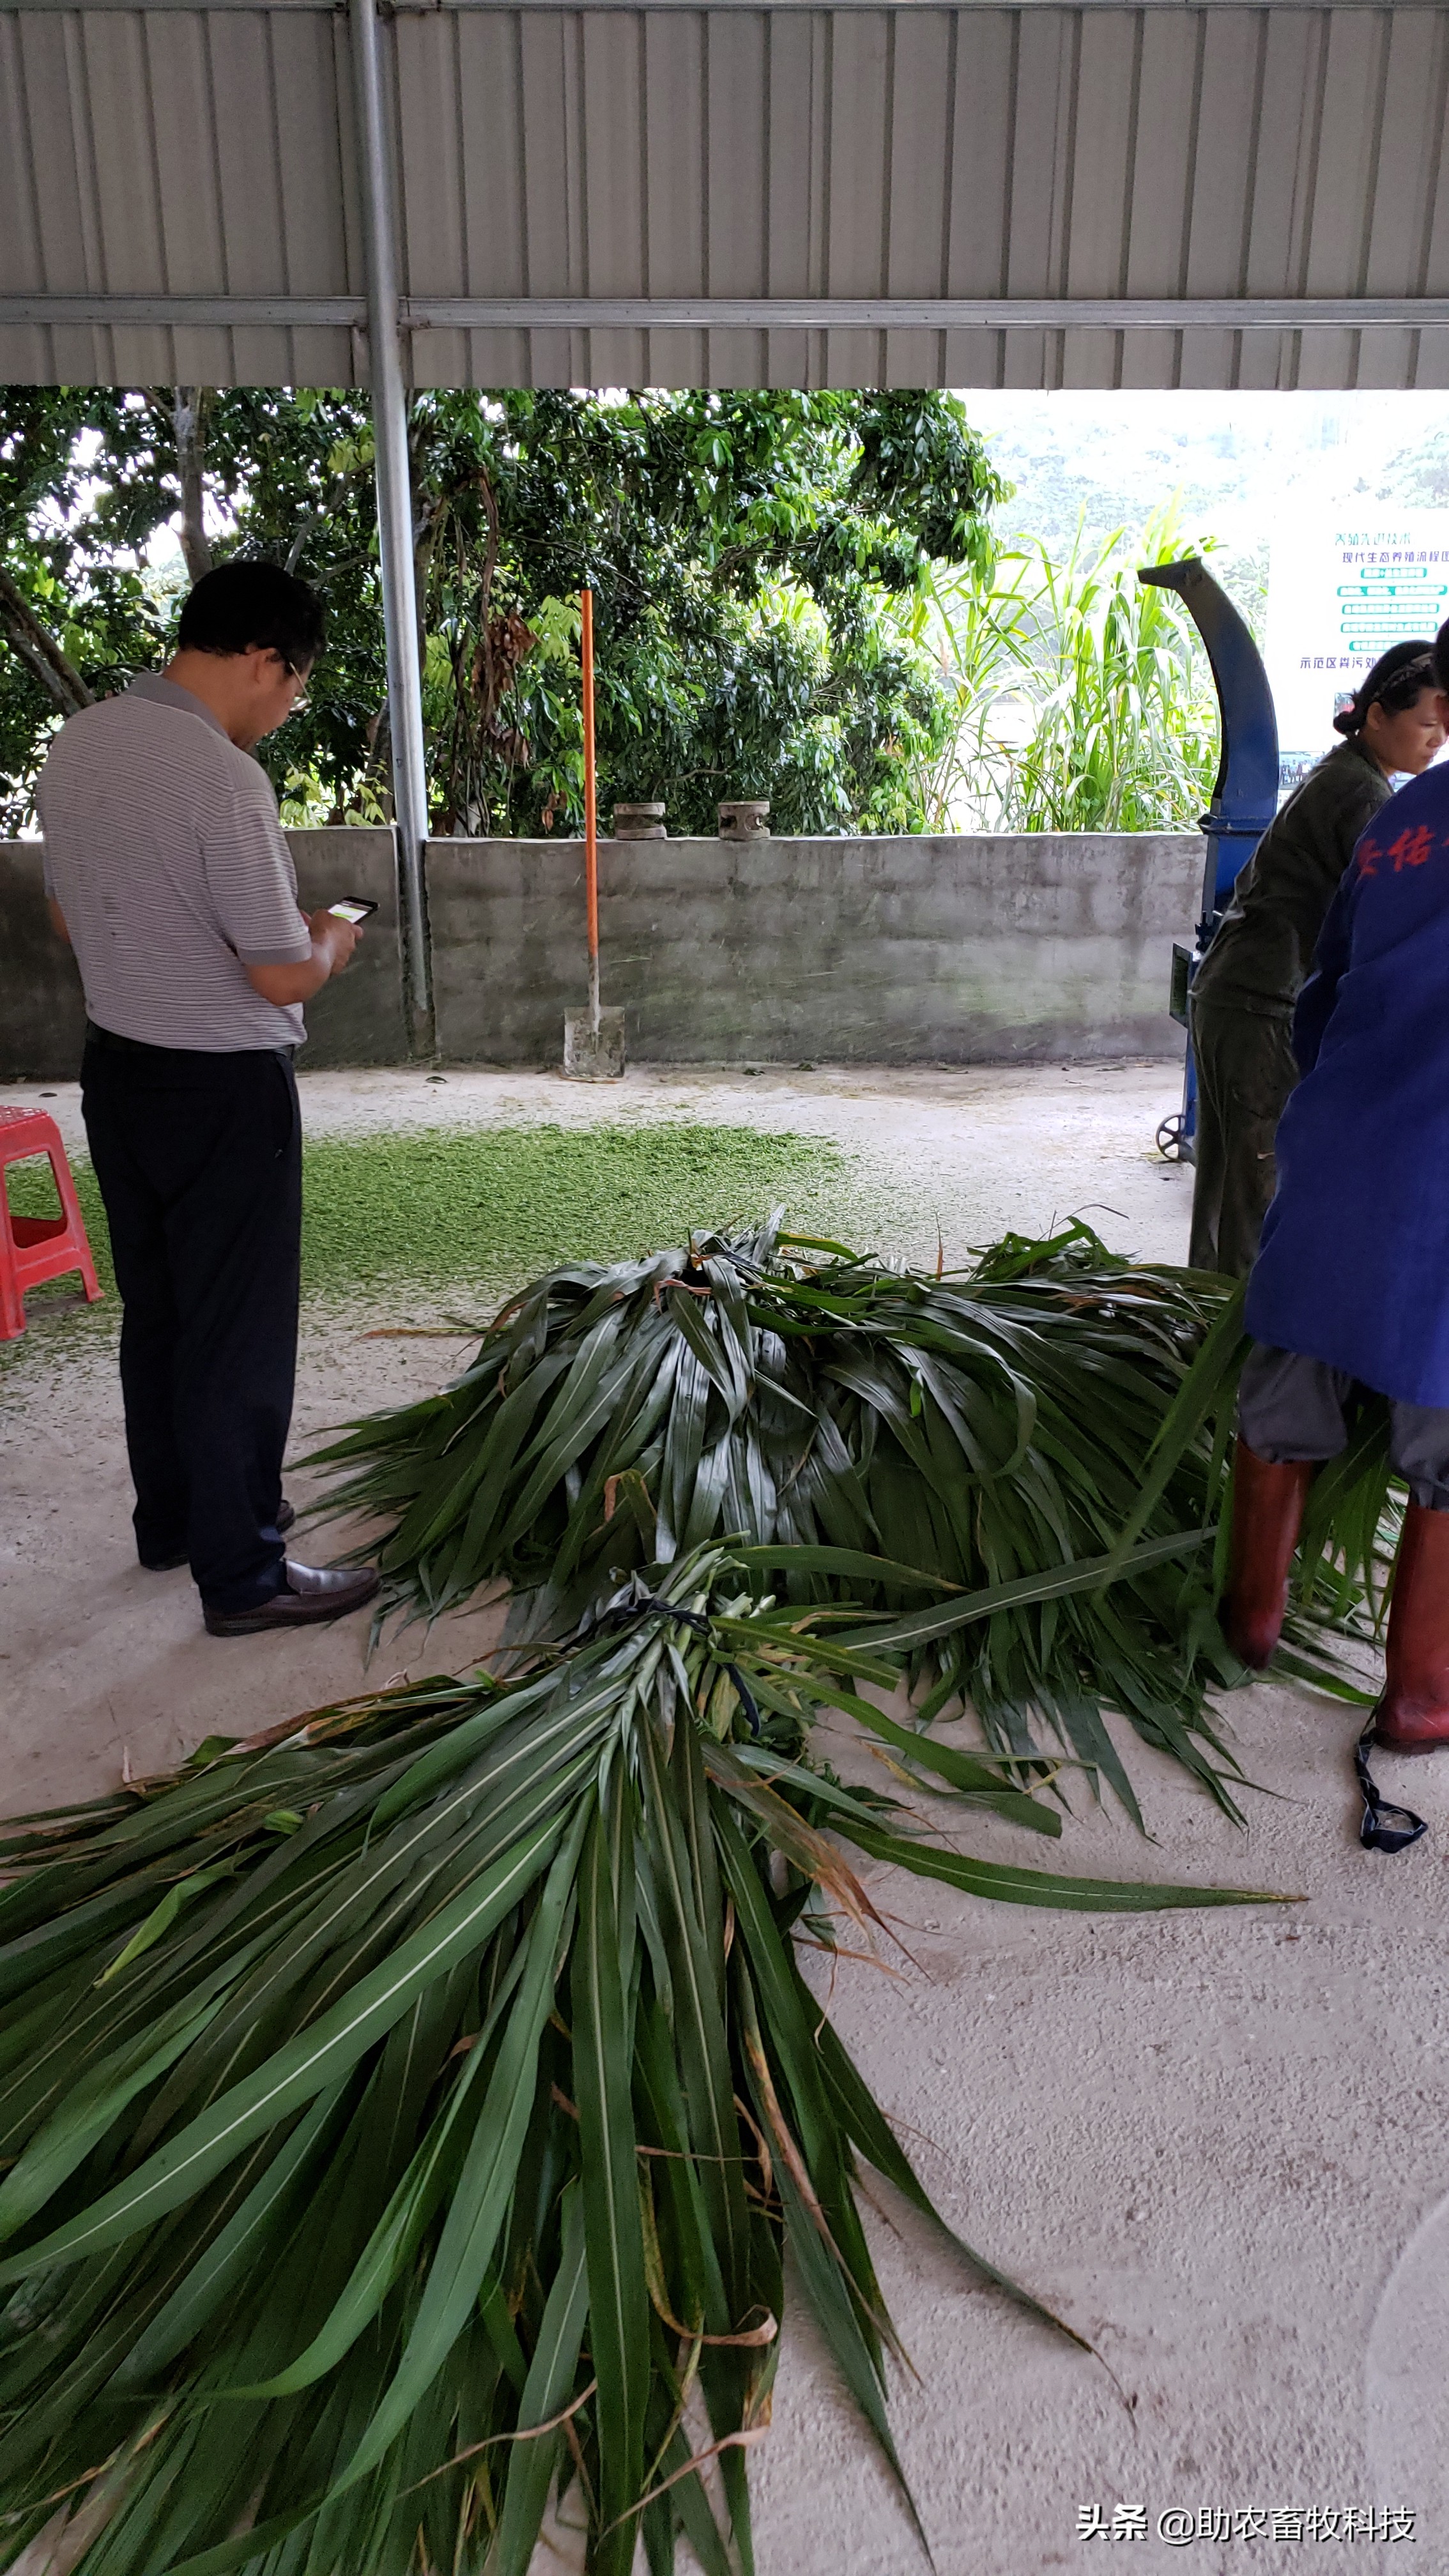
[{"x1": 1138, "y1": 557, "x2": 1280, "y2": 1162}]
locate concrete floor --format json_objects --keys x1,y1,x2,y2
[{"x1": 2, "y1": 1063, "x2": 1443, "y2": 2574}]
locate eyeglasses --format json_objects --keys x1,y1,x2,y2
[{"x1": 277, "y1": 653, "x2": 311, "y2": 712}]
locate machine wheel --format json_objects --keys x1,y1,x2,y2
[{"x1": 1156, "y1": 1112, "x2": 1191, "y2": 1163}]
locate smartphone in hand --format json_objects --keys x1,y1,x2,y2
[{"x1": 328, "y1": 898, "x2": 378, "y2": 924}]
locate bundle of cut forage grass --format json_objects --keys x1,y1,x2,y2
[
  {"x1": 313, "y1": 1219, "x2": 1268, "y2": 1825},
  {"x1": 0, "y1": 1549, "x2": 1282, "y2": 2576},
  {"x1": 0, "y1": 1535, "x2": 1284, "y2": 2576}
]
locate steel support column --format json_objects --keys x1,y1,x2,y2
[{"x1": 349, "y1": 0, "x2": 434, "y2": 1057}]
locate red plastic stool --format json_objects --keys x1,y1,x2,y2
[{"x1": 0, "y1": 1106, "x2": 103, "y2": 1339}]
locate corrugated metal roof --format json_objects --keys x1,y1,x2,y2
[{"x1": 4, "y1": 4, "x2": 1449, "y2": 388}]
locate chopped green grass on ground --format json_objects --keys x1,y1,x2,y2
[
  {"x1": 298, "y1": 1123, "x2": 849, "y2": 1298},
  {"x1": 3, "y1": 1123, "x2": 852, "y2": 1343}
]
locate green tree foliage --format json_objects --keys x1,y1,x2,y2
[
  {"x1": 0, "y1": 388, "x2": 1004, "y2": 838},
  {"x1": 0, "y1": 392, "x2": 172, "y2": 822}
]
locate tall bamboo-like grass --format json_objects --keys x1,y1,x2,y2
[
  {"x1": 903, "y1": 507, "x2": 1222, "y2": 834},
  {"x1": 0, "y1": 1546, "x2": 1284, "y2": 2576}
]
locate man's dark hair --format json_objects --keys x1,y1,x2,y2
[
  {"x1": 178, "y1": 561, "x2": 325, "y2": 670},
  {"x1": 1436, "y1": 620, "x2": 1449, "y2": 696}
]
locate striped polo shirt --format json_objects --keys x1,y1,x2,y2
[{"x1": 38, "y1": 673, "x2": 313, "y2": 1052}]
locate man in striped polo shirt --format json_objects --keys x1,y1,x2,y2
[{"x1": 38, "y1": 561, "x2": 379, "y2": 1637}]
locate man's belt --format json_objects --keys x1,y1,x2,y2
[
  {"x1": 85, "y1": 1020, "x2": 165, "y2": 1055},
  {"x1": 84, "y1": 1020, "x2": 296, "y2": 1065}
]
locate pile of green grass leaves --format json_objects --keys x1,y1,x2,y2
[
  {"x1": 314, "y1": 1217, "x2": 1269, "y2": 1826},
  {"x1": 0, "y1": 1546, "x2": 1278, "y2": 2576},
  {"x1": 314, "y1": 1213, "x2": 1400, "y2": 1827}
]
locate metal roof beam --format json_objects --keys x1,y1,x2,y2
[
  {"x1": 6, "y1": 1, "x2": 1447, "y2": 12},
  {"x1": 0, "y1": 298, "x2": 369, "y2": 328},
  {"x1": 6, "y1": 294, "x2": 1449, "y2": 332},
  {"x1": 407, "y1": 296, "x2": 1449, "y2": 332}
]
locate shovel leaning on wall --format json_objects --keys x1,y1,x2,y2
[{"x1": 563, "y1": 586, "x2": 626, "y2": 1080}]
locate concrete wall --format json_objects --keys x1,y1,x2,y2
[
  {"x1": 287, "y1": 831, "x2": 408, "y2": 1067},
  {"x1": 0, "y1": 831, "x2": 405, "y2": 1080},
  {"x1": 1, "y1": 827, "x2": 1201, "y2": 1078},
  {"x1": 429, "y1": 832, "x2": 1202, "y2": 1066},
  {"x1": 1, "y1": 843, "x2": 88, "y2": 1082}
]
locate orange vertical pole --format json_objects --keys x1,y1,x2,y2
[{"x1": 581, "y1": 586, "x2": 600, "y2": 1029}]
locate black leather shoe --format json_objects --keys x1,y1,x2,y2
[
  {"x1": 203, "y1": 1556, "x2": 378, "y2": 1637},
  {"x1": 142, "y1": 1498, "x2": 295, "y2": 1574}
]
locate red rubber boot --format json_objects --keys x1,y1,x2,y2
[
  {"x1": 1372, "y1": 1504, "x2": 1449, "y2": 1753},
  {"x1": 1222, "y1": 1439, "x2": 1314, "y2": 1670}
]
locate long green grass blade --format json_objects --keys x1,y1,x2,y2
[
  {"x1": 0, "y1": 1812, "x2": 563, "y2": 2282},
  {"x1": 834, "y1": 1815, "x2": 1291, "y2": 1912},
  {"x1": 336, "y1": 1815, "x2": 586, "y2": 2492},
  {"x1": 832, "y1": 1530, "x2": 1211, "y2": 1652},
  {"x1": 573, "y1": 1795, "x2": 650, "y2": 2576}
]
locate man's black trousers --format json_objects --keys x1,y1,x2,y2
[{"x1": 81, "y1": 1029, "x2": 302, "y2": 1614}]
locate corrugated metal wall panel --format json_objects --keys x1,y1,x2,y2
[
  {"x1": 4, "y1": 4, "x2": 1449, "y2": 388},
  {"x1": 1119, "y1": 11, "x2": 1192, "y2": 388},
  {"x1": 578, "y1": 8, "x2": 647, "y2": 383},
  {"x1": 1177, "y1": 8, "x2": 1258, "y2": 389},
  {"x1": 6, "y1": 13, "x2": 106, "y2": 381},
  {"x1": 0, "y1": 15, "x2": 51, "y2": 381},
  {"x1": 516, "y1": 8, "x2": 581, "y2": 384},
  {"x1": 1358, "y1": 8, "x2": 1446, "y2": 389},
  {"x1": 1297, "y1": 8, "x2": 1385, "y2": 388},
  {"x1": 206, "y1": 10, "x2": 295, "y2": 381},
  {"x1": 881, "y1": 10, "x2": 952, "y2": 385},
  {"x1": 271, "y1": 10, "x2": 359, "y2": 384},
  {"x1": 144, "y1": 10, "x2": 233, "y2": 386},
  {"x1": 641, "y1": 9, "x2": 703, "y2": 385},
  {"x1": 1408, "y1": 12, "x2": 1449, "y2": 390},
  {"x1": 399, "y1": 12, "x2": 470, "y2": 387},
  {"x1": 822, "y1": 12, "x2": 889, "y2": 384},
  {"x1": 1060, "y1": 10, "x2": 1134, "y2": 387},
  {"x1": 940, "y1": 8, "x2": 1012, "y2": 387},
  {"x1": 459, "y1": 13, "x2": 532, "y2": 384},
  {"x1": 760, "y1": 8, "x2": 821, "y2": 385},
  {"x1": 0, "y1": 4, "x2": 361, "y2": 381}
]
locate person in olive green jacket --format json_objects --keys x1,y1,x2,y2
[{"x1": 1188, "y1": 640, "x2": 1447, "y2": 1275}]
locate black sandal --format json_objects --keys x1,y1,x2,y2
[{"x1": 1355, "y1": 1721, "x2": 1429, "y2": 1853}]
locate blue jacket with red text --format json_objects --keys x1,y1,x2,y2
[{"x1": 1245, "y1": 760, "x2": 1449, "y2": 1406}]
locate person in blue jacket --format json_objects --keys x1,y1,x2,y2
[{"x1": 1222, "y1": 621, "x2": 1449, "y2": 1754}]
